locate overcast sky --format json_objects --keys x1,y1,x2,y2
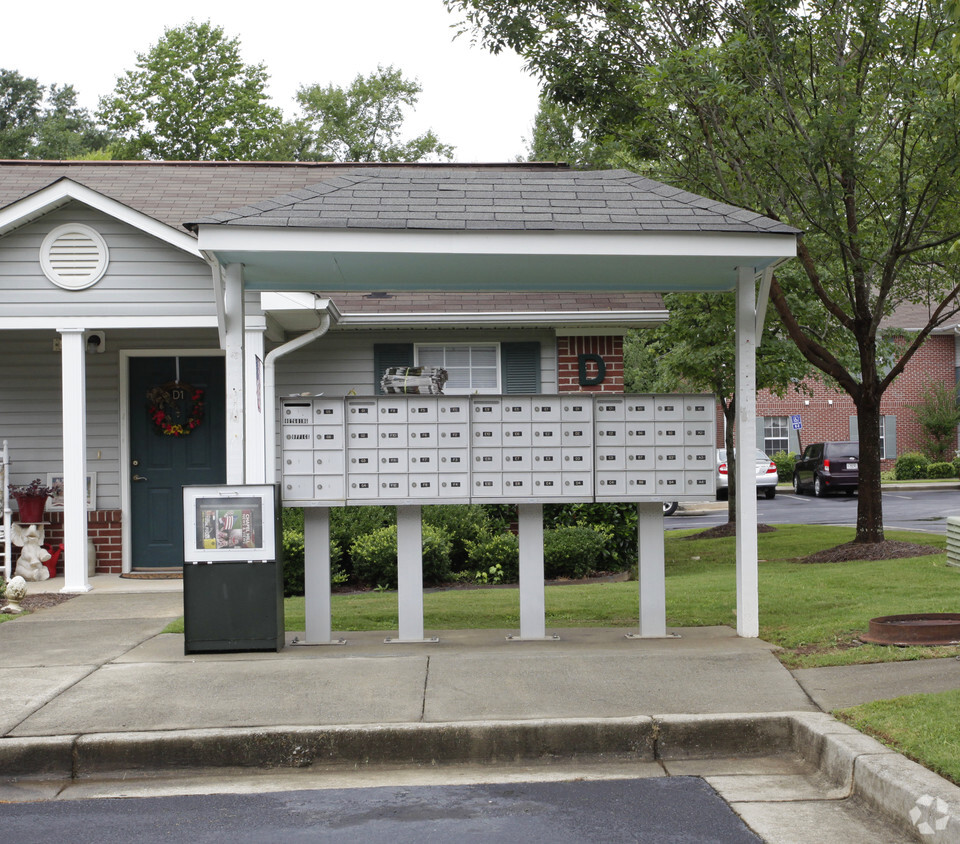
[{"x1": 1, "y1": 0, "x2": 542, "y2": 162}]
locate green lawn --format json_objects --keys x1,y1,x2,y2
[{"x1": 838, "y1": 690, "x2": 960, "y2": 785}]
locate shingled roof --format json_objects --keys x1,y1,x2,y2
[{"x1": 188, "y1": 167, "x2": 798, "y2": 234}]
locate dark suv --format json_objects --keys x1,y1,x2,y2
[{"x1": 793, "y1": 441, "x2": 859, "y2": 497}]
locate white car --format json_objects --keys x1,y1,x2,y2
[{"x1": 716, "y1": 449, "x2": 779, "y2": 501}]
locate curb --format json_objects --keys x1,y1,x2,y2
[{"x1": 3, "y1": 712, "x2": 959, "y2": 841}]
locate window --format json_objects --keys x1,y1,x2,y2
[
  {"x1": 762, "y1": 416, "x2": 789, "y2": 456},
  {"x1": 415, "y1": 344, "x2": 500, "y2": 395}
]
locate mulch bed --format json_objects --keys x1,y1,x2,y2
[
  {"x1": 683, "y1": 522, "x2": 778, "y2": 540},
  {"x1": 797, "y1": 540, "x2": 943, "y2": 564},
  {"x1": 1, "y1": 592, "x2": 76, "y2": 614}
]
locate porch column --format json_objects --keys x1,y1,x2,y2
[
  {"x1": 58, "y1": 329, "x2": 91, "y2": 593},
  {"x1": 735, "y1": 266, "x2": 760, "y2": 637},
  {"x1": 223, "y1": 263, "x2": 245, "y2": 484},
  {"x1": 303, "y1": 507, "x2": 333, "y2": 643},
  {"x1": 635, "y1": 502, "x2": 666, "y2": 637},
  {"x1": 244, "y1": 324, "x2": 266, "y2": 484},
  {"x1": 517, "y1": 503, "x2": 546, "y2": 639}
]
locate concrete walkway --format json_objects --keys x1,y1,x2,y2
[{"x1": 2, "y1": 579, "x2": 959, "y2": 843}]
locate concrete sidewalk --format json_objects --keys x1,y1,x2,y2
[{"x1": 2, "y1": 584, "x2": 959, "y2": 843}]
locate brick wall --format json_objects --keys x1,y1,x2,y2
[
  {"x1": 755, "y1": 334, "x2": 956, "y2": 468},
  {"x1": 28, "y1": 509, "x2": 123, "y2": 575},
  {"x1": 557, "y1": 336, "x2": 624, "y2": 392}
]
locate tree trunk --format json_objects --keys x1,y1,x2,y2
[
  {"x1": 854, "y1": 396, "x2": 884, "y2": 544},
  {"x1": 723, "y1": 400, "x2": 737, "y2": 524}
]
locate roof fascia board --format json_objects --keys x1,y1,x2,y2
[
  {"x1": 0, "y1": 315, "x2": 218, "y2": 330},
  {"x1": 196, "y1": 226, "x2": 798, "y2": 260},
  {"x1": 333, "y1": 310, "x2": 669, "y2": 329},
  {"x1": 0, "y1": 179, "x2": 203, "y2": 258}
]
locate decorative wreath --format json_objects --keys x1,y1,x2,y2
[{"x1": 147, "y1": 381, "x2": 204, "y2": 437}]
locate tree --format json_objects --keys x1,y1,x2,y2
[
  {"x1": 98, "y1": 21, "x2": 282, "y2": 160},
  {"x1": 294, "y1": 66, "x2": 454, "y2": 162},
  {"x1": 33, "y1": 85, "x2": 113, "y2": 159},
  {"x1": 625, "y1": 292, "x2": 810, "y2": 523},
  {"x1": 909, "y1": 381, "x2": 960, "y2": 462},
  {"x1": 0, "y1": 69, "x2": 43, "y2": 158},
  {"x1": 524, "y1": 92, "x2": 631, "y2": 167},
  {"x1": 447, "y1": 0, "x2": 960, "y2": 544}
]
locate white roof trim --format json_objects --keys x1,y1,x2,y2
[
  {"x1": 334, "y1": 310, "x2": 669, "y2": 329},
  {"x1": 0, "y1": 178, "x2": 203, "y2": 259}
]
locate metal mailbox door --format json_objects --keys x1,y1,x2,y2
[
  {"x1": 625, "y1": 398, "x2": 655, "y2": 421},
  {"x1": 532, "y1": 398, "x2": 562, "y2": 422},
  {"x1": 439, "y1": 474, "x2": 469, "y2": 495},
  {"x1": 378, "y1": 449, "x2": 407, "y2": 471},
  {"x1": 472, "y1": 399, "x2": 502, "y2": 423},
  {"x1": 502, "y1": 448, "x2": 532, "y2": 471},
  {"x1": 683, "y1": 397, "x2": 714, "y2": 421},
  {"x1": 313, "y1": 450, "x2": 344, "y2": 474},
  {"x1": 283, "y1": 451, "x2": 314, "y2": 474},
  {"x1": 438, "y1": 423, "x2": 468, "y2": 444},
  {"x1": 473, "y1": 425, "x2": 503, "y2": 447},
  {"x1": 377, "y1": 424, "x2": 407, "y2": 446},
  {"x1": 347, "y1": 477, "x2": 379, "y2": 499},
  {"x1": 378, "y1": 474, "x2": 409, "y2": 498},
  {"x1": 473, "y1": 473, "x2": 503, "y2": 497},
  {"x1": 376, "y1": 398, "x2": 409, "y2": 423},
  {"x1": 409, "y1": 449, "x2": 438, "y2": 471},
  {"x1": 473, "y1": 448, "x2": 502, "y2": 471},
  {"x1": 594, "y1": 398, "x2": 625, "y2": 422},
  {"x1": 314, "y1": 425, "x2": 344, "y2": 449},
  {"x1": 314, "y1": 476, "x2": 345, "y2": 500},
  {"x1": 408, "y1": 424, "x2": 438, "y2": 446},
  {"x1": 502, "y1": 423, "x2": 532, "y2": 446},
  {"x1": 561, "y1": 398, "x2": 594, "y2": 422},
  {"x1": 282, "y1": 430, "x2": 314, "y2": 450},
  {"x1": 502, "y1": 398, "x2": 533, "y2": 422},
  {"x1": 438, "y1": 449, "x2": 469, "y2": 472},
  {"x1": 438, "y1": 399, "x2": 469, "y2": 423},
  {"x1": 313, "y1": 400, "x2": 344, "y2": 423},
  {"x1": 532, "y1": 447, "x2": 562, "y2": 469},
  {"x1": 626, "y1": 447, "x2": 655, "y2": 470},
  {"x1": 562, "y1": 473, "x2": 592, "y2": 497},
  {"x1": 596, "y1": 447, "x2": 626, "y2": 470},
  {"x1": 407, "y1": 401, "x2": 438, "y2": 423},
  {"x1": 626, "y1": 424, "x2": 655, "y2": 446},
  {"x1": 347, "y1": 449, "x2": 378, "y2": 473}
]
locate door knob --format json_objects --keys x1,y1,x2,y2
[{"x1": 133, "y1": 474, "x2": 148, "y2": 481}]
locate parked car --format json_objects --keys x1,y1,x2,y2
[
  {"x1": 793, "y1": 441, "x2": 859, "y2": 496},
  {"x1": 716, "y1": 449, "x2": 779, "y2": 501},
  {"x1": 662, "y1": 501, "x2": 678, "y2": 516}
]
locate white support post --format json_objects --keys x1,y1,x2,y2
[
  {"x1": 516, "y1": 503, "x2": 548, "y2": 640},
  {"x1": 303, "y1": 507, "x2": 343, "y2": 644},
  {"x1": 632, "y1": 502, "x2": 667, "y2": 637},
  {"x1": 59, "y1": 329, "x2": 91, "y2": 593},
  {"x1": 223, "y1": 263, "x2": 245, "y2": 484},
  {"x1": 392, "y1": 505, "x2": 434, "y2": 643},
  {"x1": 735, "y1": 266, "x2": 760, "y2": 638},
  {"x1": 244, "y1": 327, "x2": 266, "y2": 484}
]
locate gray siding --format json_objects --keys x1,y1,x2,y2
[
  {"x1": 0, "y1": 203, "x2": 216, "y2": 319},
  {"x1": 0, "y1": 329, "x2": 220, "y2": 509}
]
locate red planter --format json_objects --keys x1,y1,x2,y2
[{"x1": 14, "y1": 494, "x2": 47, "y2": 523}]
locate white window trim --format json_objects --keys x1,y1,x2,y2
[
  {"x1": 763, "y1": 415, "x2": 789, "y2": 456},
  {"x1": 414, "y1": 342, "x2": 502, "y2": 395}
]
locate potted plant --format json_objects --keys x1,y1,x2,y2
[{"x1": 8, "y1": 478, "x2": 53, "y2": 523}]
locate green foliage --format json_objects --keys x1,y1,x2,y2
[
  {"x1": 474, "y1": 564, "x2": 505, "y2": 585},
  {"x1": 545, "y1": 503, "x2": 636, "y2": 571},
  {"x1": 330, "y1": 505, "x2": 395, "y2": 578},
  {"x1": 295, "y1": 65, "x2": 453, "y2": 162},
  {"x1": 894, "y1": 452, "x2": 930, "y2": 480},
  {"x1": 98, "y1": 21, "x2": 282, "y2": 160},
  {"x1": 350, "y1": 523, "x2": 453, "y2": 589},
  {"x1": 0, "y1": 68, "x2": 43, "y2": 157},
  {"x1": 281, "y1": 528, "x2": 345, "y2": 597},
  {"x1": 423, "y1": 505, "x2": 495, "y2": 571},
  {"x1": 953, "y1": 455, "x2": 960, "y2": 478},
  {"x1": 927, "y1": 462, "x2": 955, "y2": 480},
  {"x1": 543, "y1": 525, "x2": 608, "y2": 579},
  {"x1": 909, "y1": 381, "x2": 960, "y2": 462},
  {"x1": 465, "y1": 532, "x2": 519, "y2": 582},
  {"x1": 771, "y1": 451, "x2": 797, "y2": 483}
]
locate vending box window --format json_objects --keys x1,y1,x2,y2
[{"x1": 181, "y1": 484, "x2": 284, "y2": 653}]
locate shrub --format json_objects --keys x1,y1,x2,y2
[
  {"x1": 894, "y1": 452, "x2": 930, "y2": 480},
  {"x1": 927, "y1": 462, "x2": 955, "y2": 479},
  {"x1": 771, "y1": 451, "x2": 797, "y2": 483},
  {"x1": 543, "y1": 525, "x2": 608, "y2": 580},
  {"x1": 330, "y1": 505, "x2": 395, "y2": 577},
  {"x1": 465, "y1": 532, "x2": 519, "y2": 582},
  {"x1": 953, "y1": 455, "x2": 960, "y2": 478},
  {"x1": 544, "y1": 503, "x2": 637, "y2": 571},
  {"x1": 350, "y1": 523, "x2": 453, "y2": 589},
  {"x1": 423, "y1": 504, "x2": 494, "y2": 571},
  {"x1": 281, "y1": 528, "x2": 345, "y2": 597}
]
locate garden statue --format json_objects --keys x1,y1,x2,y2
[
  {"x1": 11, "y1": 522, "x2": 51, "y2": 582},
  {"x1": 2, "y1": 575, "x2": 27, "y2": 613}
]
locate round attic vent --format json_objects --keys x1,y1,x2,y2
[{"x1": 39, "y1": 224, "x2": 109, "y2": 290}]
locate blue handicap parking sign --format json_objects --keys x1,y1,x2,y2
[{"x1": 790, "y1": 414, "x2": 802, "y2": 430}]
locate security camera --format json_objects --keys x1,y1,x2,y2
[{"x1": 86, "y1": 331, "x2": 106, "y2": 354}]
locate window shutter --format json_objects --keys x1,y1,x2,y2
[
  {"x1": 884, "y1": 415, "x2": 897, "y2": 459},
  {"x1": 849, "y1": 416, "x2": 858, "y2": 441},
  {"x1": 373, "y1": 344, "x2": 414, "y2": 394},
  {"x1": 789, "y1": 428, "x2": 800, "y2": 454},
  {"x1": 500, "y1": 342, "x2": 541, "y2": 394},
  {"x1": 755, "y1": 420, "x2": 765, "y2": 451}
]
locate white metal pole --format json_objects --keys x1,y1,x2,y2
[
  {"x1": 59, "y1": 328, "x2": 91, "y2": 593},
  {"x1": 635, "y1": 502, "x2": 666, "y2": 637},
  {"x1": 517, "y1": 502, "x2": 546, "y2": 639},
  {"x1": 303, "y1": 506, "x2": 332, "y2": 643},
  {"x1": 223, "y1": 263, "x2": 245, "y2": 484},
  {"x1": 735, "y1": 266, "x2": 760, "y2": 637},
  {"x1": 396, "y1": 504, "x2": 425, "y2": 641},
  {"x1": 244, "y1": 327, "x2": 266, "y2": 484}
]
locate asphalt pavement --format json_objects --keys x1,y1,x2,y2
[{"x1": 2, "y1": 556, "x2": 960, "y2": 842}]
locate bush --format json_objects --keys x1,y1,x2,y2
[
  {"x1": 281, "y1": 529, "x2": 345, "y2": 597},
  {"x1": 465, "y1": 532, "x2": 519, "y2": 582},
  {"x1": 894, "y1": 452, "x2": 930, "y2": 480},
  {"x1": 423, "y1": 504, "x2": 494, "y2": 571},
  {"x1": 330, "y1": 505, "x2": 395, "y2": 578},
  {"x1": 543, "y1": 525, "x2": 608, "y2": 580},
  {"x1": 544, "y1": 503, "x2": 637, "y2": 571},
  {"x1": 953, "y1": 455, "x2": 960, "y2": 478},
  {"x1": 771, "y1": 451, "x2": 797, "y2": 483},
  {"x1": 927, "y1": 462, "x2": 955, "y2": 479},
  {"x1": 350, "y1": 523, "x2": 453, "y2": 589}
]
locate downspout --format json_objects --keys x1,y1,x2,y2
[{"x1": 264, "y1": 313, "x2": 333, "y2": 484}]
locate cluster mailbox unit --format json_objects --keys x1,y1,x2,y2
[{"x1": 280, "y1": 394, "x2": 715, "y2": 507}]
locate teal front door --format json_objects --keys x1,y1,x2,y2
[{"x1": 129, "y1": 357, "x2": 226, "y2": 568}]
